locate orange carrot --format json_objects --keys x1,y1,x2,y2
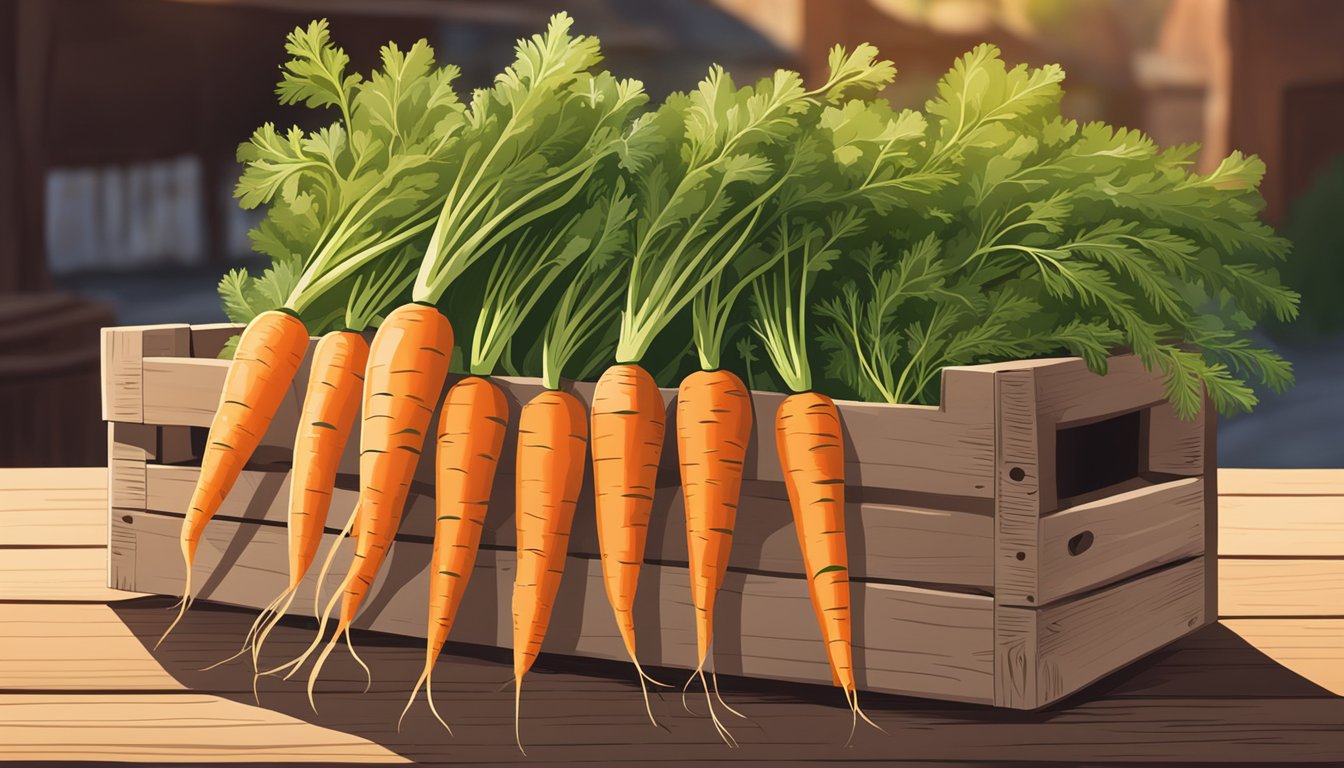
[
  {"x1": 776, "y1": 391, "x2": 878, "y2": 736},
  {"x1": 268, "y1": 303, "x2": 452, "y2": 704},
  {"x1": 160, "y1": 309, "x2": 309, "y2": 646},
  {"x1": 590, "y1": 362, "x2": 669, "y2": 723},
  {"x1": 400, "y1": 375, "x2": 509, "y2": 731},
  {"x1": 676, "y1": 368, "x2": 752, "y2": 742},
  {"x1": 510, "y1": 387, "x2": 588, "y2": 750},
  {"x1": 214, "y1": 330, "x2": 367, "y2": 674}
]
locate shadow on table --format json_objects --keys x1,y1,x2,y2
[{"x1": 110, "y1": 595, "x2": 1343, "y2": 766}]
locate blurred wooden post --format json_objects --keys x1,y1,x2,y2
[{"x1": 0, "y1": 0, "x2": 52, "y2": 293}]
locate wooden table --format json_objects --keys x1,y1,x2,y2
[{"x1": 2, "y1": 467, "x2": 1343, "y2": 765}]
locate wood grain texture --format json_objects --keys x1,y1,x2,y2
[
  {"x1": 0, "y1": 603, "x2": 182, "y2": 691},
  {"x1": 0, "y1": 693, "x2": 407, "y2": 763},
  {"x1": 0, "y1": 547, "x2": 141, "y2": 601},
  {"x1": 140, "y1": 464, "x2": 996, "y2": 589},
  {"x1": 1219, "y1": 560, "x2": 1344, "y2": 617},
  {"x1": 1217, "y1": 468, "x2": 1344, "y2": 496},
  {"x1": 1143, "y1": 400, "x2": 1205, "y2": 476},
  {"x1": 1030, "y1": 557, "x2": 1206, "y2": 707},
  {"x1": 1037, "y1": 477, "x2": 1204, "y2": 604},
  {"x1": 0, "y1": 468, "x2": 105, "y2": 546},
  {"x1": 108, "y1": 421, "x2": 155, "y2": 512},
  {"x1": 992, "y1": 368, "x2": 1042, "y2": 708},
  {"x1": 1220, "y1": 496, "x2": 1344, "y2": 556},
  {"x1": 116, "y1": 510, "x2": 996, "y2": 704},
  {"x1": 92, "y1": 596, "x2": 1344, "y2": 765},
  {"x1": 100, "y1": 324, "x2": 190, "y2": 422}
]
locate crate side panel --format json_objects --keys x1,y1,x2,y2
[
  {"x1": 1033, "y1": 556, "x2": 1206, "y2": 707},
  {"x1": 1143, "y1": 401, "x2": 1205, "y2": 476},
  {"x1": 101, "y1": 325, "x2": 190, "y2": 422},
  {"x1": 141, "y1": 464, "x2": 996, "y2": 589},
  {"x1": 121, "y1": 510, "x2": 995, "y2": 704},
  {"x1": 135, "y1": 358, "x2": 998, "y2": 499},
  {"x1": 1037, "y1": 477, "x2": 1204, "y2": 605}
]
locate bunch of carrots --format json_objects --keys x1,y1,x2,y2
[{"x1": 160, "y1": 12, "x2": 1295, "y2": 753}]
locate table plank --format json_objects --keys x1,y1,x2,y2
[
  {"x1": 103, "y1": 598, "x2": 1344, "y2": 765},
  {"x1": 0, "y1": 693, "x2": 407, "y2": 763},
  {"x1": 1222, "y1": 619, "x2": 1344, "y2": 696},
  {"x1": 0, "y1": 548, "x2": 142, "y2": 602},
  {"x1": 1220, "y1": 496, "x2": 1344, "y2": 556},
  {"x1": 1218, "y1": 469, "x2": 1344, "y2": 496},
  {"x1": 1219, "y1": 560, "x2": 1344, "y2": 617},
  {"x1": 0, "y1": 466, "x2": 104, "y2": 492},
  {"x1": 0, "y1": 603, "x2": 182, "y2": 691}
]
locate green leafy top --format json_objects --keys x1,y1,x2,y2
[
  {"x1": 233, "y1": 21, "x2": 466, "y2": 315},
  {"x1": 538, "y1": 186, "x2": 634, "y2": 390},
  {"x1": 411, "y1": 13, "x2": 646, "y2": 305},
  {"x1": 469, "y1": 181, "x2": 632, "y2": 378},
  {"x1": 750, "y1": 210, "x2": 864, "y2": 393},
  {"x1": 813, "y1": 45, "x2": 1297, "y2": 417},
  {"x1": 619, "y1": 45, "x2": 897, "y2": 366}
]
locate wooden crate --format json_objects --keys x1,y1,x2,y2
[{"x1": 101, "y1": 323, "x2": 1216, "y2": 710}]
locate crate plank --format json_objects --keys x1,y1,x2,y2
[
  {"x1": 140, "y1": 464, "x2": 995, "y2": 589},
  {"x1": 116, "y1": 510, "x2": 996, "y2": 704},
  {"x1": 135, "y1": 356, "x2": 1001, "y2": 498},
  {"x1": 1220, "y1": 496, "x2": 1344, "y2": 556},
  {"x1": 1007, "y1": 557, "x2": 1206, "y2": 708},
  {"x1": 1029, "y1": 354, "x2": 1168, "y2": 426},
  {"x1": 1217, "y1": 468, "x2": 1344, "y2": 495},
  {"x1": 0, "y1": 603, "x2": 182, "y2": 691},
  {"x1": 0, "y1": 693, "x2": 407, "y2": 763},
  {"x1": 108, "y1": 422, "x2": 156, "y2": 511},
  {"x1": 0, "y1": 548, "x2": 142, "y2": 602},
  {"x1": 189, "y1": 322, "x2": 243, "y2": 360},
  {"x1": 1219, "y1": 560, "x2": 1344, "y2": 617},
  {"x1": 1037, "y1": 477, "x2": 1204, "y2": 604},
  {"x1": 100, "y1": 324, "x2": 190, "y2": 422},
  {"x1": 1143, "y1": 401, "x2": 1205, "y2": 476}
]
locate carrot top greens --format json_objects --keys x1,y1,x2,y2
[
  {"x1": 224, "y1": 25, "x2": 1297, "y2": 413},
  {"x1": 616, "y1": 45, "x2": 896, "y2": 367},
  {"x1": 411, "y1": 13, "x2": 645, "y2": 307},
  {"x1": 811, "y1": 45, "x2": 1296, "y2": 417}
]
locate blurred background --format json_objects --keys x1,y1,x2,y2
[{"x1": 1, "y1": 0, "x2": 1341, "y2": 467}]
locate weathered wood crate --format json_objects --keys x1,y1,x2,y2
[{"x1": 101, "y1": 322, "x2": 1216, "y2": 709}]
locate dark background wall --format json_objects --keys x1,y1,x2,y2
[{"x1": 2, "y1": 0, "x2": 1341, "y2": 467}]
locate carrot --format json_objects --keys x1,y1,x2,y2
[
  {"x1": 590, "y1": 362, "x2": 670, "y2": 723},
  {"x1": 159, "y1": 309, "x2": 309, "y2": 646},
  {"x1": 209, "y1": 330, "x2": 368, "y2": 675},
  {"x1": 399, "y1": 375, "x2": 509, "y2": 731},
  {"x1": 676, "y1": 367, "x2": 752, "y2": 743},
  {"x1": 776, "y1": 390, "x2": 878, "y2": 736},
  {"x1": 266, "y1": 303, "x2": 452, "y2": 705},
  {"x1": 509, "y1": 387, "x2": 587, "y2": 749}
]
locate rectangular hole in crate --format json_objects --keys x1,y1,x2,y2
[{"x1": 1055, "y1": 410, "x2": 1141, "y2": 501}]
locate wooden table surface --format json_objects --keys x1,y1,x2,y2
[{"x1": 2, "y1": 467, "x2": 1343, "y2": 765}]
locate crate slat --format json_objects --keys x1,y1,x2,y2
[
  {"x1": 139, "y1": 463, "x2": 995, "y2": 590},
  {"x1": 1004, "y1": 557, "x2": 1206, "y2": 709},
  {"x1": 1037, "y1": 477, "x2": 1204, "y2": 604}
]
